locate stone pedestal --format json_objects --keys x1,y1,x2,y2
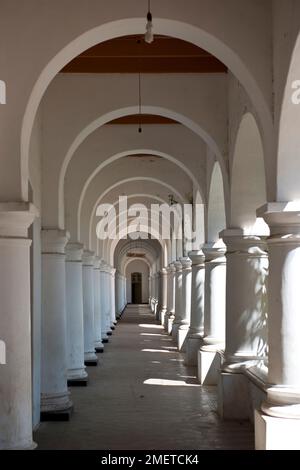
[
  {"x1": 65, "y1": 243, "x2": 87, "y2": 385},
  {"x1": 172, "y1": 261, "x2": 183, "y2": 341},
  {"x1": 109, "y1": 267, "x2": 117, "y2": 327},
  {"x1": 177, "y1": 257, "x2": 192, "y2": 351},
  {"x1": 166, "y1": 263, "x2": 176, "y2": 335},
  {"x1": 99, "y1": 261, "x2": 109, "y2": 342},
  {"x1": 218, "y1": 230, "x2": 268, "y2": 418},
  {"x1": 159, "y1": 268, "x2": 168, "y2": 326},
  {"x1": 0, "y1": 203, "x2": 37, "y2": 449},
  {"x1": 41, "y1": 229, "x2": 73, "y2": 421},
  {"x1": 254, "y1": 204, "x2": 300, "y2": 449},
  {"x1": 185, "y1": 251, "x2": 205, "y2": 365},
  {"x1": 198, "y1": 243, "x2": 226, "y2": 385},
  {"x1": 82, "y1": 251, "x2": 98, "y2": 366},
  {"x1": 93, "y1": 257, "x2": 103, "y2": 353}
]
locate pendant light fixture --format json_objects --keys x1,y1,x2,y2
[
  {"x1": 145, "y1": 0, "x2": 154, "y2": 44},
  {"x1": 138, "y1": 72, "x2": 142, "y2": 133}
]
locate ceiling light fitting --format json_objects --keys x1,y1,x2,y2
[{"x1": 145, "y1": 0, "x2": 154, "y2": 44}]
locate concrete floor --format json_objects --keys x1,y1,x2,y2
[{"x1": 34, "y1": 305, "x2": 254, "y2": 450}]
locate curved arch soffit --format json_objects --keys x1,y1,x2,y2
[
  {"x1": 118, "y1": 242, "x2": 158, "y2": 272},
  {"x1": 123, "y1": 257, "x2": 151, "y2": 277},
  {"x1": 277, "y1": 32, "x2": 300, "y2": 201},
  {"x1": 76, "y1": 147, "x2": 204, "y2": 232},
  {"x1": 104, "y1": 217, "x2": 169, "y2": 261},
  {"x1": 95, "y1": 194, "x2": 182, "y2": 246},
  {"x1": 108, "y1": 226, "x2": 168, "y2": 266},
  {"x1": 87, "y1": 176, "x2": 186, "y2": 246},
  {"x1": 230, "y1": 112, "x2": 268, "y2": 234},
  {"x1": 21, "y1": 16, "x2": 270, "y2": 201},
  {"x1": 207, "y1": 161, "x2": 226, "y2": 242}
]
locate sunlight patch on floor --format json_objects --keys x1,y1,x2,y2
[{"x1": 144, "y1": 378, "x2": 201, "y2": 387}]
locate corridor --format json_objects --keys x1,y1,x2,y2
[{"x1": 35, "y1": 305, "x2": 254, "y2": 450}]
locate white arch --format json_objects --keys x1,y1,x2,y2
[
  {"x1": 277, "y1": 32, "x2": 300, "y2": 202},
  {"x1": 230, "y1": 113, "x2": 268, "y2": 235},
  {"x1": 76, "y1": 148, "x2": 203, "y2": 235},
  {"x1": 207, "y1": 162, "x2": 226, "y2": 242},
  {"x1": 21, "y1": 17, "x2": 270, "y2": 202},
  {"x1": 108, "y1": 225, "x2": 168, "y2": 267},
  {"x1": 87, "y1": 176, "x2": 186, "y2": 247}
]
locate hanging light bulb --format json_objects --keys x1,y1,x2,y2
[
  {"x1": 138, "y1": 72, "x2": 142, "y2": 133},
  {"x1": 145, "y1": 1, "x2": 154, "y2": 44}
]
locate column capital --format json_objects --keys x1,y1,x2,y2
[
  {"x1": 179, "y1": 256, "x2": 192, "y2": 270},
  {"x1": 0, "y1": 202, "x2": 38, "y2": 237},
  {"x1": 82, "y1": 250, "x2": 95, "y2": 266},
  {"x1": 174, "y1": 260, "x2": 183, "y2": 271},
  {"x1": 168, "y1": 262, "x2": 176, "y2": 273},
  {"x1": 220, "y1": 229, "x2": 267, "y2": 256},
  {"x1": 99, "y1": 259, "x2": 107, "y2": 270},
  {"x1": 93, "y1": 256, "x2": 101, "y2": 269},
  {"x1": 161, "y1": 267, "x2": 168, "y2": 276},
  {"x1": 188, "y1": 250, "x2": 205, "y2": 265},
  {"x1": 66, "y1": 242, "x2": 84, "y2": 262},
  {"x1": 257, "y1": 202, "x2": 300, "y2": 237},
  {"x1": 202, "y1": 242, "x2": 226, "y2": 262},
  {"x1": 42, "y1": 229, "x2": 70, "y2": 254}
]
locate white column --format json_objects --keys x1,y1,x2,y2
[
  {"x1": 163, "y1": 267, "x2": 171, "y2": 331},
  {"x1": 82, "y1": 250, "x2": 98, "y2": 366},
  {"x1": 93, "y1": 257, "x2": 103, "y2": 353},
  {"x1": 122, "y1": 275, "x2": 126, "y2": 311},
  {"x1": 99, "y1": 261, "x2": 109, "y2": 343},
  {"x1": 104, "y1": 265, "x2": 113, "y2": 334},
  {"x1": 177, "y1": 257, "x2": 192, "y2": 351},
  {"x1": 65, "y1": 242, "x2": 87, "y2": 385},
  {"x1": 172, "y1": 260, "x2": 183, "y2": 341},
  {"x1": 185, "y1": 250, "x2": 205, "y2": 365},
  {"x1": 150, "y1": 274, "x2": 154, "y2": 312},
  {"x1": 255, "y1": 205, "x2": 300, "y2": 450},
  {"x1": 166, "y1": 263, "x2": 176, "y2": 335},
  {"x1": 218, "y1": 229, "x2": 268, "y2": 420},
  {"x1": 198, "y1": 243, "x2": 226, "y2": 385},
  {"x1": 110, "y1": 267, "x2": 117, "y2": 326},
  {"x1": 159, "y1": 268, "x2": 168, "y2": 326},
  {"x1": 0, "y1": 203, "x2": 36, "y2": 449},
  {"x1": 41, "y1": 229, "x2": 73, "y2": 419}
]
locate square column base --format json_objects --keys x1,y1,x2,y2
[
  {"x1": 177, "y1": 327, "x2": 189, "y2": 352},
  {"x1": 198, "y1": 349, "x2": 221, "y2": 385},
  {"x1": 67, "y1": 377, "x2": 88, "y2": 387},
  {"x1": 40, "y1": 405, "x2": 74, "y2": 422},
  {"x1": 85, "y1": 359, "x2": 98, "y2": 366},
  {"x1": 218, "y1": 372, "x2": 250, "y2": 420},
  {"x1": 167, "y1": 316, "x2": 174, "y2": 335},
  {"x1": 255, "y1": 410, "x2": 300, "y2": 450},
  {"x1": 185, "y1": 337, "x2": 202, "y2": 366}
]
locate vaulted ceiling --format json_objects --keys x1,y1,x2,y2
[{"x1": 61, "y1": 35, "x2": 227, "y2": 74}]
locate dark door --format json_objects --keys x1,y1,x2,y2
[{"x1": 131, "y1": 272, "x2": 142, "y2": 304}]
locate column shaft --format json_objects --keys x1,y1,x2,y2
[
  {"x1": 198, "y1": 244, "x2": 226, "y2": 384},
  {"x1": 0, "y1": 203, "x2": 36, "y2": 449},
  {"x1": 65, "y1": 243, "x2": 87, "y2": 384},
  {"x1": 218, "y1": 230, "x2": 268, "y2": 420},
  {"x1": 41, "y1": 229, "x2": 73, "y2": 419},
  {"x1": 82, "y1": 250, "x2": 98, "y2": 365},
  {"x1": 93, "y1": 257, "x2": 103, "y2": 352},
  {"x1": 185, "y1": 251, "x2": 205, "y2": 365},
  {"x1": 177, "y1": 257, "x2": 192, "y2": 351},
  {"x1": 255, "y1": 204, "x2": 300, "y2": 449}
]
